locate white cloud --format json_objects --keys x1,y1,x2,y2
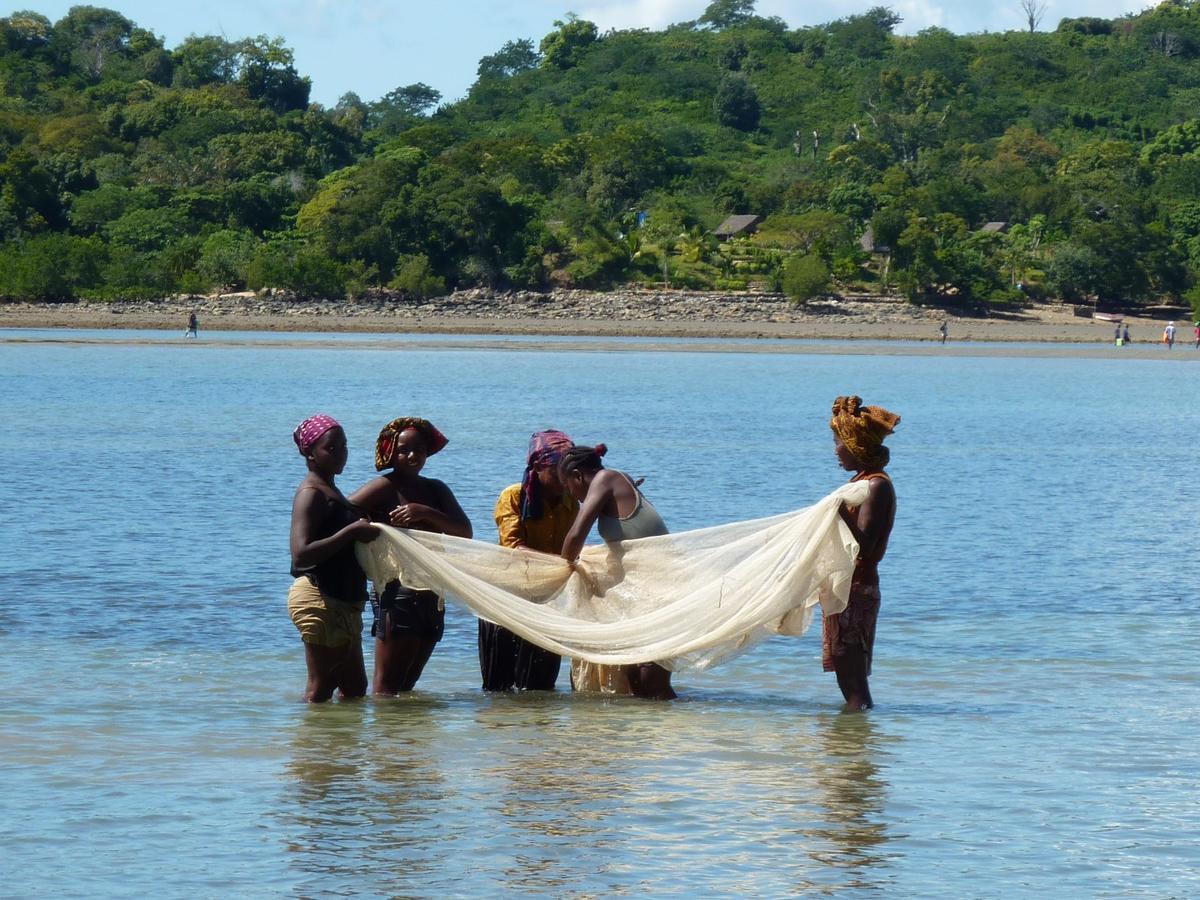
[
  {"x1": 569, "y1": 0, "x2": 1158, "y2": 36},
  {"x1": 573, "y1": 0, "x2": 949, "y2": 34},
  {"x1": 578, "y1": 0, "x2": 703, "y2": 31}
]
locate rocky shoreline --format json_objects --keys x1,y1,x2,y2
[
  {"x1": 2, "y1": 287, "x2": 946, "y2": 328},
  {"x1": 2, "y1": 287, "x2": 1192, "y2": 347}
]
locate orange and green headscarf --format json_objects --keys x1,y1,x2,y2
[{"x1": 375, "y1": 417, "x2": 448, "y2": 471}]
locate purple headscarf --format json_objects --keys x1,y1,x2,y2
[
  {"x1": 519, "y1": 429, "x2": 574, "y2": 520},
  {"x1": 293, "y1": 413, "x2": 341, "y2": 456}
]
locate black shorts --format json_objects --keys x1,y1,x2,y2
[{"x1": 371, "y1": 581, "x2": 444, "y2": 642}]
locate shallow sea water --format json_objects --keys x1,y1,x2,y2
[{"x1": 1, "y1": 331, "x2": 1198, "y2": 897}]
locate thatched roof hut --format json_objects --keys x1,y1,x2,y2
[{"x1": 713, "y1": 215, "x2": 761, "y2": 239}]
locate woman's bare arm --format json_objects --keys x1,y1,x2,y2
[
  {"x1": 290, "y1": 487, "x2": 377, "y2": 567},
  {"x1": 391, "y1": 479, "x2": 473, "y2": 538},
  {"x1": 560, "y1": 472, "x2": 617, "y2": 561}
]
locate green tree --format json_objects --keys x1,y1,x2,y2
[
  {"x1": 1046, "y1": 243, "x2": 1103, "y2": 301},
  {"x1": 781, "y1": 253, "x2": 830, "y2": 303},
  {"x1": 369, "y1": 82, "x2": 442, "y2": 133},
  {"x1": 699, "y1": 0, "x2": 757, "y2": 30},
  {"x1": 198, "y1": 228, "x2": 257, "y2": 289},
  {"x1": 171, "y1": 35, "x2": 239, "y2": 87},
  {"x1": 0, "y1": 149, "x2": 64, "y2": 236},
  {"x1": 713, "y1": 73, "x2": 760, "y2": 130},
  {"x1": 388, "y1": 253, "x2": 446, "y2": 298},
  {"x1": 49, "y1": 6, "x2": 136, "y2": 79},
  {"x1": 477, "y1": 39, "x2": 539, "y2": 79},
  {"x1": 827, "y1": 7, "x2": 901, "y2": 59},
  {"x1": 237, "y1": 35, "x2": 310, "y2": 113},
  {"x1": 539, "y1": 16, "x2": 598, "y2": 70},
  {"x1": 0, "y1": 233, "x2": 106, "y2": 300},
  {"x1": 585, "y1": 125, "x2": 673, "y2": 213}
]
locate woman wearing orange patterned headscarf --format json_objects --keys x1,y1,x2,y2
[
  {"x1": 349, "y1": 417, "x2": 471, "y2": 694},
  {"x1": 825, "y1": 396, "x2": 900, "y2": 711}
]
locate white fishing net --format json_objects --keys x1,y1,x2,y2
[{"x1": 357, "y1": 481, "x2": 868, "y2": 672}]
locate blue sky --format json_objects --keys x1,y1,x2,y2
[{"x1": 17, "y1": 1, "x2": 1152, "y2": 107}]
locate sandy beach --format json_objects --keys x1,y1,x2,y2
[{"x1": 2, "y1": 293, "x2": 1197, "y2": 358}]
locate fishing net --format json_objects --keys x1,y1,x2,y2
[{"x1": 357, "y1": 481, "x2": 868, "y2": 672}]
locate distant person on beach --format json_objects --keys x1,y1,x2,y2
[
  {"x1": 288, "y1": 415, "x2": 378, "y2": 702},
  {"x1": 827, "y1": 396, "x2": 899, "y2": 711},
  {"x1": 1114, "y1": 323, "x2": 1122, "y2": 346},
  {"x1": 558, "y1": 444, "x2": 676, "y2": 700},
  {"x1": 185, "y1": 311, "x2": 198, "y2": 338},
  {"x1": 350, "y1": 418, "x2": 472, "y2": 693},
  {"x1": 481, "y1": 430, "x2": 579, "y2": 691},
  {"x1": 1193, "y1": 321, "x2": 1199, "y2": 348},
  {"x1": 938, "y1": 321, "x2": 948, "y2": 344},
  {"x1": 1164, "y1": 322, "x2": 1176, "y2": 348},
  {"x1": 1122, "y1": 324, "x2": 1131, "y2": 345}
]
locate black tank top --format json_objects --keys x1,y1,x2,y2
[{"x1": 290, "y1": 491, "x2": 368, "y2": 605}]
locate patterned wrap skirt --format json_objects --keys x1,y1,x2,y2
[{"x1": 822, "y1": 580, "x2": 882, "y2": 675}]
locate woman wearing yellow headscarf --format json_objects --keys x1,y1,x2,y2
[{"x1": 826, "y1": 396, "x2": 900, "y2": 710}]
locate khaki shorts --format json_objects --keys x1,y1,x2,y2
[{"x1": 287, "y1": 577, "x2": 364, "y2": 647}]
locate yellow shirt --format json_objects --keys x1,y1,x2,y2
[{"x1": 493, "y1": 483, "x2": 579, "y2": 554}]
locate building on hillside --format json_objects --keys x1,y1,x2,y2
[
  {"x1": 713, "y1": 215, "x2": 761, "y2": 240},
  {"x1": 859, "y1": 226, "x2": 890, "y2": 254},
  {"x1": 979, "y1": 221, "x2": 1009, "y2": 234}
]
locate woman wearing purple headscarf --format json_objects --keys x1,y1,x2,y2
[
  {"x1": 288, "y1": 414, "x2": 378, "y2": 702},
  {"x1": 479, "y1": 429, "x2": 579, "y2": 691}
]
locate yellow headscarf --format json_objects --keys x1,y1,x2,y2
[{"x1": 830, "y1": 396, "x2": 900, "y2": 469}]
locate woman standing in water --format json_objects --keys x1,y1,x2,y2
[
  {"x1": 350, "y1": 417, "x2": 472, "y2": 694},
  {"x1": 558, "y1": 444, "x2": 676, "y2": 700},
  {"x1": 288, "y1": 414, "x2": 378, "y2": 703},
  {"x1": 482, "y1": 429, "x2": 579, "y2": 691},
  {"x1": 826, "y1": 396, "x2": 899, "y2": 711}
]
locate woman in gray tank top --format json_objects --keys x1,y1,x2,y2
[{"x1": 558, "y1": 445, "x2": 675, "y2": 700}]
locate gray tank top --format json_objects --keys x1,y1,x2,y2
[{"x1": 597, "y1": 473, "x2": 668, "y2": 542}]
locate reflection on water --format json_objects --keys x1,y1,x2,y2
[
  {"x1": 280, "y1": 698, "x2": 451, "y2": 887},
  {"x1": 270, "y1": 689, "x2": 897, "y2": 894},
  {"x1": 806, "y1": 712, "x2": 891, "y2": 888}
]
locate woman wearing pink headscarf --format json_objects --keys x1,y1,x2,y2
[
  {"x1": 480, "y1": 429, "x2": 579, "y2": 691},
  {"x1": 288, "y1": 414, "x2": 378, "y2": 702}
]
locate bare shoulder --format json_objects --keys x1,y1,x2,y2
[
  {"x1": 348, "y1": 475, "x2": 391, "y2": 504},
  {"x1": 292, "y1": 481, "x2": 330, "y2": 516},
  {"x1": 867, "y1": 474, "x2": 896, "y2": 506},
  {"x1": 421, "y1": 476, "x2": 458, "y2": 504},
  {"x1": 595, "y1": 469, "x2": 625, "y2": 491}
]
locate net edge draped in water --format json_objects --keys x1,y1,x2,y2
[{"x1": 356, "y1": 481, "x2": 869, "y2": 672}]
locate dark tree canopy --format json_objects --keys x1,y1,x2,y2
[
  {"x1": 700, "y1": 0, "x2": 757, "y2": 30},
  {"x1": 713, "y1": 73, "x2": 760, "y2": 131}
]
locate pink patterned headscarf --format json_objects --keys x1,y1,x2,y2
[
  {"x1": 293, "y1": 413, "x2": 341, "y2": 456},
  {"x1": 519, "y1": 429, "x2": 574, "y2": 520}
]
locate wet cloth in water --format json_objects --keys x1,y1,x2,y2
[
  {"x1": 358, "y1": 481, "x2": 870, "y2": 672},
  {"x1": 288, "y1": 576, "x2": 365, "y2": 647},
  {"x1": 371, "y1": 581, "x2": 444, "y2": 642}
]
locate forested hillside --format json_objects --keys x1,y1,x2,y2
[{"x1": 5, "y1": 1, "x2": 1200, "y2": 312}]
